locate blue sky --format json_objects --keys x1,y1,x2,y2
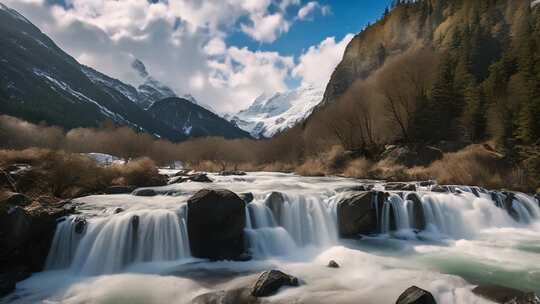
[
  {"x1": 5, "y1": 0, "x2": 393, "y2": 112},
  {"x1": 229, "y1": 1, "x2": 392, "y2": 58}
]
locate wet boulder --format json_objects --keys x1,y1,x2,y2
[
  {"x1": 337, "y1": 191, "x2": 387, "y2": 237},
  {"x1": 264, "y1": 192, "x2": 286, "y2": 225},
  {"x1": 0, "y1": 200, "x2": 72, "y2": 276},
  {"x1": 535, "y1": 193, "x2": 540, "y2": 207},
  {"x1": 396, "y1": 286, "x2": 437, "y2": 304},
  {"x1": 187, "y1": 189, "x2": 246, "y2": 260},
  {"x1": 0, "y1": 273, "x2": 15, "y2": 298},
  {"x1": 132, "y1": 188, "x2": 157, "y2": 197},
  {"x1": 73, "y1": 216, "x2": 87, "y2": 234},
  {"x1": 219, "y1": 171, "x2": 247, "y2": 176},
  {"x1": 473, "y1": 285, "x2": 540, "y2": 304},
  {"x1": 431, "y1": 185, "x2": 449, "y2": 193},
  {"x1": 336, "y1": 185, "x2": 373, "y2": 192},
  {"x1": 472, "y1": 285, "x2": 540, "y2": 304},
  {"x1": 104, "y1": 185, "x2": 136, "y2": 194},
  {"x1": 239, "y1": 192, "x2": 254, "y2": 204},
  {"x1": 250, "y1": 270, "x2": 299, "y2": 297},
  {"x1": 405, "y1": 193, "x2": 426, "y2": 231},
  {"x1": 192, "y1": 288, "x2": 259, "y2": 304},
  {"x1": 385, "y1": 183, "x2": 417, "y2": 191},
  {"x1": 168, "y1": 173, "x2": 213, "y2": 184},
  {"x1": 327, "y1": 260, "x2": 340, "y2": 268}
]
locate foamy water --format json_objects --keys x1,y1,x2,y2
[{"x1": 3, "y1": 172, "x2": 539, "y2": 304}]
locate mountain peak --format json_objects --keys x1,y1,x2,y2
[{"x1": 229, "y1": 85, "x2": 324, "y2": 138}]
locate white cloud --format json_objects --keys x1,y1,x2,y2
[
  {"x1": 293, "y1": 34, "x2": 354, "y2": 87},
  {"x1": 3, "y1": 0, "x2": 350, "y2": 113},
  {"x1": 297, "y1": 1, "x2": 317, "y2": 20},
  {"x1": 241, "y1": 13, "x2": 290, "y2": 43}
]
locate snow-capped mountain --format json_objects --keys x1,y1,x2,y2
[
  {"x1": 131, "y1": 59, "x2": 177, "y2": 109},
  {"x1": 0, "y1": 3, "x2": 249, "y2": 141},
  {"x1": 228, "y1": 85, "x2": 325, "y2": 138}
]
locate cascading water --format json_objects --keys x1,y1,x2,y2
[
  {"x1": 244, "y1": 192, "x2": 338, "y2": 258},
  {"x1": 45, "y1": 205, "x2": 191, "y2": 275},
  {"x1": 377, "y1": 190, "x2": 540, "y2": 239}
]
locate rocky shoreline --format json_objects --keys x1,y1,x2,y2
[{"x1": 1, "y1": 168, "x2": 539, "y2": 302}]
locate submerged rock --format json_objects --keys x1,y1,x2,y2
[
  {"x1": 385, "y1": 183, "x2": 416, "y2": 191},
  {"x1": 239, "y1": 192, "x2": 254, "y2": 204},
  {"x1": 405, "y1": 193, "x2": 426, "y2": 231},
  {"x1": 187, "y1": 189, "x2": 246, "y2": 260},
  {"x1": 192, "y1": 288, "x2": 259, "y2": 304},
  {"x1": 264, "y1": 192, "x2": 286, "y2": 225},
  {"x1": 431, "y1": 185, "x2": 449, "y2": 193},
  {"x1": 132, "y1": 188, "x2": 157, "y2": 197},
  {"x1": 472, "y1": 284, "x2": 540, "y2": 304},
  {"x1": 337, "y1": 191, "x2": 387, "y2": 237},
  {"x1": 396, "y1": 286, "x2": 437, "y2": 304},
  {"x1": 327, "y1": 260, "x2": 340, "y2": 268},
  {"x1": 250, "y1": 270, "x2": 299, "y2": 297},
  {"x1": 168, "y1": 173, "x2": 213, "y2": 184},
  {"x1": 73, "y1": 216, "x2": 87, "y2": 234},
  {"x1": 104, "y1": 185, "x2": 135, "y2": 194},
  {"x1": 219, "y1": 171, "x2": 247, "y2": 176}
]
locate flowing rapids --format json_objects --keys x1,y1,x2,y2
[{"x1": 3, "y1": 172, "x2": 540, "y2": 304}]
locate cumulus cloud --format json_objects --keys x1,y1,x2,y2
[
  {"x1": 293, "y1": 34, "x2": 354, "y2": 88},
  {"x1": 4, "y1": 0, "x2": 351, "y2": 113}
]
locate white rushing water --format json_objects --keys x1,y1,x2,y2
[{"x1": 3, "y1": 172, "x2": 540, "y2": 304}]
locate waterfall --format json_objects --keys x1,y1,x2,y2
[
  {"x1": 244, "y1": 192, "x2": 338, "y2": 258},
  {"x1": 378, "y1": 191, "x2": 540, "y2": 239},
  {"x1": 45, "y1": 206, "x2": 191, "y2": 275}
]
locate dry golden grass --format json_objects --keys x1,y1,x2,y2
[
  {"x1": 341, "y1": 158, "x2": 373, "y2": 179},
  {"x1": 0, "y1": 149, "x2": 165, "y2": 198},
  {"x1": 406, "y1": 144, "x2": 508, "y2": 189}
]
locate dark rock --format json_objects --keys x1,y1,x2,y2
[
  {"x1": 0, "y1": 274, "x2": 15, "y2": 298},
  {"x1": 73, "y1": 216, "x2": 87, "y2": 234},
  {"x1": 0, "y1": 192, "x2": 31, "y2": 207},
  {"x1": 174, "y1": 169, "x2": 193, "y2": 177},
  {"x1": 192, "y1": 288, "x2": 259, "y2": 304},
  {"x1": 239, "y1": 193, "x2": 254, "y2": 204},
  {"x1": 336, "y1": 185, "x2": 373, "y2": 192},
  {"x1": 264, "y1": 192, "x2": 286, "y2": 225},
  {"x1": 168, "y1": 173, "x2": 213, "y2": 184},
  {"x1": 418, "y1": 181, "x2": 436, "y2": 187},
  {"x1": 132, "y1": 188, "x2": 157, "y2": 197},
  {"x1": 396, "y1": 286, "x2": 437, "y2": 304},
  {"x1": 187, "y1": 189, "x2": 246, "y2": 260},
  {"x1": 220, "y1": 171, "x2": 247, "y2": 176},
  {"x1": 502, "y1": 192, "x2": 520, "y2": 221},
  {"x1": 131, "y1": 215, "x2": 140, "y2": 232},
  {"x1": 327, "y1": 260, "x2": 340, "y2": 268},
  {"x1": 337, "y1": 191, "x2": 387, "y2": 237},
  {"x1": 385, "y1": 183, "x2": 417, "y2": 191},
  {"x1": 406, "y1": 193, "x2": 426, "y2": 231},
  {"x1": 471, "y1": 187, "x2": 480, "y2": 197},
  {"x1": 431, "y1": 185, "x2": 449, "y2": 193},
  {"x1": 250, "y1": 270, "x2": 299, "y2": 297},
  {"x1": 472, "y1": 285, "x2": 540, "y2": 304},
  {"x1": 534, "y1": 194, "x2": 540, "y2": 207},
  {"x1": 189, "y1": 173, "x2": 213, "y2": 183},
  {"x1": 113, "y1": 207, "x2": 124, "y2": 214},
  {"x1": 104, "y1": 185, "x2": 136, "y2": 194},
  {"x1": 0, "y1": 200, "x2": 72, "y2": 275}
]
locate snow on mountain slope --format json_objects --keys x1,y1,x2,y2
[{"x1": 228, "y1": 85, "x2": 324, "y2": 138}]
